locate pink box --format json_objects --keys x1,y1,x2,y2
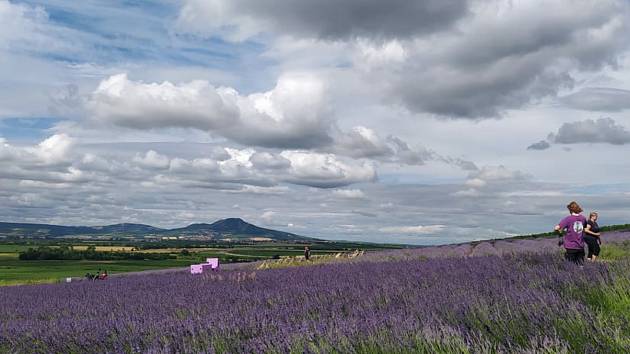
[
  {"x1": 206, "y1": 258, "x2": 219, "y2": 269},
  {"x1": 201, "y1": 263, "x2": 213, "y2": 271},
  {"x1": 190, "y1": 264, "x2": 203, "y2": 274}
]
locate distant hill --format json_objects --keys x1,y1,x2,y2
[
  {"x1": 0, "y1": 218, "x2": 314, "y2": 241},
  {"x1": 92, "y1": 223, "x2": 165, "y2": 234},
  {"x1": 164, "y1": 218, "x2": 312, "y2": 241}
]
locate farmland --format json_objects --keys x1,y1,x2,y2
[
  {"x1": 0, "y1": 240, "x2": 400, "y2": 286},
  {"x1": 2, "y1": 231, "x2": 630, "y2": 352}
]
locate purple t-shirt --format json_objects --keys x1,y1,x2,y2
[{"x1": 558, "y1": 214, "x2": 586, "y2": 250}]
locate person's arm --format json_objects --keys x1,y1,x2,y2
[
  {"x1": 555, "y1": 217, "x2": 567, "y2": 233},
  {"x1": 555, "y1": 217, "x2": 568, "y2": 245},
  {"x1": 584, "y1": 223, "x2": 601, "y2": 237}
]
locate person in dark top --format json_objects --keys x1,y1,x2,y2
[
  {"x1": 584, "y1": 212, "x2": 601, "y2": 261},
  {"x1": 554, "y1": 201, "x2": 587, "y2": 265},
  {"x1": 304, "y1": 246, "x2": 311, "y2": 261}
]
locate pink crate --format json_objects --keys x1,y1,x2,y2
[
  {"x1": 201, "y1": 263, "x2": 213, "y2": 271},
  {"x1": 190, "y1": 264, "x2": 203, "y2": 274},
  {"x1": 206, "y1": 258, "x2": 219, "y2": 269}
]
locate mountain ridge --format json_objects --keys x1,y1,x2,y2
[{"x1": 0, "y1": 218, "x2": 314, "y2": 241}]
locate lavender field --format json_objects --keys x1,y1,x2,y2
[{"x1": 2, "y1": 236, "x2": 630, "y2": 353}]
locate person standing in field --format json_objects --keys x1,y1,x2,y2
[
  {"x1": 304, "y1": 246, "x2": 311, "y2": 261},
  {"x1": 584, "y1": 212, "x2": 602, "y2": 261},
  {"x1": 554, "y1": 201, "x2": 587, "y2": 265}
]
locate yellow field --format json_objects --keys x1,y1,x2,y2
[
  {"x1": 0, "y1": 252, "x2": 18, "y2": 260},
  {"x1": 140, "y1": 247, "x2": 218, "y2": 253},
  {"x1": 71, "y1": 246, "x2": 136, "y2": 252}
]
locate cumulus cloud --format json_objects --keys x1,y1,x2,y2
[
  {"x1": 32, "y1": 134, "x2": 75, "y2": 164},
  {"x1": 176, "y1": 0, "x2": 469, "y2": 41},
  {"x1": 133, "y1": 150, "x2": 171, "y2": 169},
  {"x1": 88, "y1": 73, "x2": 334, "y2": 149},
  {"x1": 0, "y1": 133, "x2": 75, "y2": 166},
  {"x1": 527, "y1": 140, "x2": 551, "y2": 151},
  {"x1": 331, "y1": 189, "x2": 366, "y2": 199},
  {"x1": 453, "y1": 165, "x2": 530, "y2": 197},
  {"x1": 0, "y1": 1, "x2": 77, "y2": 54},
  {"x1": 379, "y1": 225, "x2": 446, "y2": 234},
  {"x1": 559, "y1": 87, "x2": 630, "y2": 112},
  {"x1": 330, "y1": 126, "x2": 432, "y2": 165},
  {"x1": 135, "y1": 147, "x2": 377, "y2": 189},
  {"x1": 175, "y1": 0, "x2": 630, "y2": 119},
  {"x1": 87, "y1": 74, "x2": 476, "y2": 174},
  {"x1": 464, "y1": 178, "x2": 486, "y2": 188},
  {"x1": 0, "y1": 134, "x2": 380, "y2": 193},
  {"x1": 87, "y1": 74, "x2": 442, "y2": 169},
  {"x1": 452, "y1": 188, "x2": 481, "y2": 197},
  {"x1": 550, "y1": 118, "x2": 630, "y2": 145},
  {"x1": 280, "y1": 150, "x2": 376, "y2": 188},
  {"x1": 249, "y1": 152, "x2": 291, "y2": 170},
  {"x1": 471, "y1": 165, "x2": 530, "y2": 182},
  {"x1": 376, "y1": 0, "x2": 630, "y2": 118},
  {"x1": 0, "y1": 135, "x2": 99, "y2": 185}
]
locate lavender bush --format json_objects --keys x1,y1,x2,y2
[{"x1": 2, "y1": 250, "x2": 628, "y2": 353}]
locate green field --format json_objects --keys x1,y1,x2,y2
[
  {"x1": 0, "y1": 259, "x2": 195, "y2": 286},
  {"x1": 0, "y1": 244, "x2": 32, "y2": 253},
  {"x1": 0, "y1": 241, "x2": 387, "y2": 286}
]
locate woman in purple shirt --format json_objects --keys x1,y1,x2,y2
[{"x1": 554, "y1": 201, "x2": 587, "y2": 265}]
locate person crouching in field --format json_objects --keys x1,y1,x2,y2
[
  {"x1": 584, "y1": 212, "x2": 602, "y2": 261},
  {"x1": 554, "y1": 201, "x2": 587, "y2": 265}
]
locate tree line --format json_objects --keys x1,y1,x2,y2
[{"x1": 18, "y1": 246, "x2": 176, "y2": 261}]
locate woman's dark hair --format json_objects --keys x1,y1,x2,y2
[{"x1": 567, "y1": 201, "x2": 583, "y2": 214}]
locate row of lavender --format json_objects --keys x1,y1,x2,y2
[
  {"x1": 356, "y1": 230, "x2": 630, "y2": 261},
  {"x1": 2, "y1": 251, "x2": 628, "y2": 353}
]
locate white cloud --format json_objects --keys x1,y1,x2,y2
[
  {"x1": 354, "y1": 0, "x2": 630, "y2": 118},
  {"x1": 133, "y1": 150, "x2": 170, "y2": 170},
  {"x1": 472, "y1": 165, "x2": 529, "y2": 182},
  {"x1": 465, "y1": 178, "x2": 486, "y2": 188},
  {"x1": 559, "y1": 87, "x2": 630, "y2": 112},
  {"x1": 234, "y1": 185, "x2": 289, "y2": 195},
  {"x1": 0, "y1": 1, "x2": 74, "y2": 53},
  {"x1": 452, "y1": 188, "x2": 480, "y2": 197},
  {"x1": 88, "y1": 73, "x2": 334, "y2": 149},
  {"x1": 452, "y1": 165, "x2": 531, "y2": 197},
  {"x1": 551, "y1": 118, "x2": 630, "y2": 145},
  {"x1": 356, "y1": 40, "x2": 407, "y2": 68},
  {"x1": 500, "y1": 190, "x2": 565, "y2": 198},
  {"x1": 379, "y1": 225, "x2": 446, "y2": 234},
  {"x1": 330, "y1": 126, "x2": 432, "y2": 165},
  {"x1": 260, "y1": 210, "x2": 275, "y2": 223},
  {"x1": 331, "y1": 189, "x2": 366, "y2": 199},
  {"x1": 0, "y1": 133, "x2": 75, "y2": 166},
  {"x1": 280, "y1": 150, "x2": 376, "y2": 188}
]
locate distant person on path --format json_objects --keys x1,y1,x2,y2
[
  {"x1": 584, "y1": 212, "x2": 602, "y2": 261},
  {"x1": 304, "y1": 246, "x2": 311, "y2": 261},
  {"x1": 554, "y1": 201, "x2": 587, "y2": 265}
]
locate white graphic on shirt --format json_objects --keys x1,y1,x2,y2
[{"x1": 572, "y1": 221, "x2": 584, "y2": 234}]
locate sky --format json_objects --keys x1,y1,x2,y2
[{"x1": 1, "y1": 0, "x2": 630, "y2": 245}]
